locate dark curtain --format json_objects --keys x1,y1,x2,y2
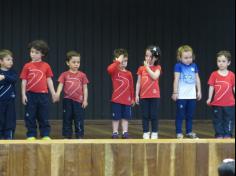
[{"x1": 0, "y1": 0, "x2": 235, "y2": 119}]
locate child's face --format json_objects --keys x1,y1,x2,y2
[
  {"x1": 30, "y1": 48, "x2": 44, "y2": 61},
  {"x1": 217, "y1": 55, "x2": 230, "y2": 70},
  {"x1": 180, "y1": 51, "x2": 193, "y2": 65},
  {"x1": 145, "y1": 50, "x2": 156, "y2": 65},
  {"x1": 120, "y1": 57, "x2": 128, "y2": 69},
  {"x1": 0, "y1": 55, "x2": 13, "y2": 69},
  {"x1": 67, "y1": 56, "x2": 80, "y2": 71}
]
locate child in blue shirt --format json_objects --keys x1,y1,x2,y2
[
  {"x1": 0, "y1": 49, "x2": 17, "y2": 139},
  {"x1": 172, "y1": 45, "x2": 202, "y2": 139}
]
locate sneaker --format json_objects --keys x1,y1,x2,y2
[
  {"x1": 143, "y1": 132, "x2": 150, "y2": 139},
  {"x1": 186, "y1": 132, "x2": 198, "y2": 139},
  {"x1": 122, "y1": 132, "x2": 129, "y2": 139},
  {"x1": 42, "y1": 136, "x2": 52, "y2": 140},
  {"x1": 27, "y1": 137, "x2": 36, "y2": 141},
  {"x1": 112, "y1": 132, "x2": 119, "y2": 139},
  {"x1": 151, "y1": 132, "x2": 158, "y2": 139},
  {"x1": 176, "y1": 133, "x2": 184, "y2": 139},
  {"x1": 224, "y1": 135, "x2": 232, "y2": 139}
]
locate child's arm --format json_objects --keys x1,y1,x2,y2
[
  {"x1": 82, "y1": 84, "x2": 88, "y2": 108},
  {"x1": 2, "y1": 71, "x2": 17, "y2": 83},
  {"x1": 55, "y1": 83, "x2": 64, "y2": 102},
  {"x1": 21, "y1": 80, "x2": 28, "y2": 105},
  {"x1": 196, "y1": 73, "x2": 202, "y2": 100},
  {"x1": 107, "y1": 55, "x2": 124, "y2": 74},
  {"x1": 130, "y1": 73, "x2": 135, "y2": 106},
  {"x1": 206, "y1": 86, "x2": 214, "y2": 105},
  {"x1": 135, "y1": 75, "x2": 141, "y2": 104},
  {"x1": 144, "y1": 61, "x2": 160, "y2": 80},
  {"x1": 172, "y1": 72, "x2": 180, "y2": 101},
  {"x1": 47, "y1": 77, "x2": 56, "y2": 102}
]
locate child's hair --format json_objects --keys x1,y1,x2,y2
[
  {"x1": 28, "y1": 40, "x2": 49, "y2": 57},
  {"x1": 177, "y1": 45, "x2": 195, "y2": 61},
  {"x1": 218, "y1": 160, "x2": 235, "y2": 176},
  {"x1": 146, "y1": 45, "x2": 161, "y2": 66},
  {"x1": 66, "y1": 51, "x2": 81, "y2": 62},
  {"x1": 0, "y1": 49, "x2": 13, "y2": 60},
  {"x1": 113, "y1": 48, "x2": 128, "y2": 60},
  {"x1": 217, "y1": 50, "x2": 231, "y2": 62}
]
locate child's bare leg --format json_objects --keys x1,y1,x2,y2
[
  {"x1": 112, "y1": 120, "x2": 120, "y2": 133},
  {"x1": 121, "y1": 119, "x2": 128, "y2": 134}
]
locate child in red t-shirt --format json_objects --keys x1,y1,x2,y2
[
  {"x1": 107, "y1": 49, "x2": 134, "y2": 139},
  {"x1": 136, "y1": 45, "x2": 161, "y2": 139},
  {"x1": 207, "y1": 51, "x2": 235, "y2": 139},
  {"x1": 20, "y1": 40, "x2": 56, "y2": 140},
  {"x1": 55, "y1": 51, "x2": 89, "y2": 139}
]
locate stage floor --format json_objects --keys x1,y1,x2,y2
[{"x1": 13, "y1": 120, "x2": 232, "y2": 139}]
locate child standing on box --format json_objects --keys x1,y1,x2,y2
[
  {"x1": 20, "y1": 40, "x2": 56, "y2": 140},
  {"x1": 172, "y1": 45, "x2": 202, "y2": 139},
  {"x1": 107, "y1": 49, "x2": 134, "y2": 139},
  {"x1": 136, "y1": 45, "x2": 162, "y2": 139},
  {"x1": 207, "y1": 51, "x2": 235, "y2": 139},
  {"x1": 0, "y1": 49, "x2": 17, "y2": 139},
  {"x1": 55, "y1": 51, "x2": 89, "y2": 139}
]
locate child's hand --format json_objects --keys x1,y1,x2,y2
[
  {"x1": 116, "y1": 55, "x2": 124, "y2": 63},
  {"x1": 22, "y1": 94, "x2": 28, "y2": 105},
  {"x1": 131, "y1": 101, "x2": 136, "y2": 107},
  {"x1": 171, "y1": 93, "x2": 178, "y2": 101},
  {"x1": 144, "y1": 61, "x2": 149, "y2": 67},
  {"x1": 52, "y1": 93, "x2": 59, "y2": 103},
  {"x1": 82, "y1": 100, "x2": 88, "y2": 109},
  {"x1": 206, "y1": 99, "x2": 211, "y2": 105},
  {"x1": 197, "y1": 92, "x2": 202, "y2": 101},
  {"x1": 135, "y1": 96, "x2": 140, "y2": 105},
  {"x1": 0, "y1": 75, "x2": 5, "y2": 81}
]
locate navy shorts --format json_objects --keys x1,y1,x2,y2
[{"x1": 112, "y1": 102, "x2": 132, "y2": 120}]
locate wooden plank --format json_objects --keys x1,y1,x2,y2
[
  {"x1": 9, "y1": 144, "x2": 24, "y2": 176},
  {"x1": 0, "y1": 140, "x2": 234, "y2": 176},
  {"x1": 0, "y1": 144, "x2": 9, "y2": 176},
  {"x1": 51, "y1": 143, "x2": 65, "y2": 176}
]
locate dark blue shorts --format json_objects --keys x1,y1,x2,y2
[{"x1": 112, "y1": 102, "x2": 132, "y2": 120}]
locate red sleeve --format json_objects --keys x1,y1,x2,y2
[
  {"x1": 20, "y1": 64, "x2": 29, "y2": 80},
  {"x1": 129, "y1": 72, "x2": 135, "y2": 102},
  {"x1": 82, "y1": 73, "x2": 89, "y2": 85},
  {"x1": 156, "y1": 65, "x2": 162, "y2": 72},
  {"x1": 231, "y1": 72, "x2": 235, "y2": 86},
  {"x1": 107, "y1": 61, "x2": 120, "y2": 75},
  {"x1": 58, "y1": 72, "x2": 65, "y2": 84},
  {"x1": 137, "y1": 66, "x2": 143, "y2": 75},
  {"x1": 208, "y1": 72, "x2": 215, "y2": 86},
  {"x1": 46, "y1": 64, "x2": 53, "y2": 78}
]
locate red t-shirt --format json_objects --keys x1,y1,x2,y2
[
  {"x1": 208, "y1": 71, "x2": 235, "y2": 106},
  {"x1": 20, "y1": 61, "x2": 53, "y2": 93},
  {"x1": 137, "y1": 65, "x2": 161, "y2": 99},
  {"x1": 107, "y1": 61, "x2": 134, "y2": 105},
  {"x1": 58, "y1": 71, "x2": 89, "y2": 103}
]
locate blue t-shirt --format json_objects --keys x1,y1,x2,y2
[
  {"x1": 0, "y1": 69, "x2": 17, "y2": 101},
  {"x1": 174, "y1": 62, "x2": 198, "y2": 99}
]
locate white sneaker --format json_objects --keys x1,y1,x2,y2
[
  {"x1": 151, "y1": 132, "x2": 158, "y2": 139},
  {"x1": 176, "y1": 133, "x2": 184, "y2": 139},
  {"x1": 143, "y1": 132, "x2": 150, "y2": 139}
]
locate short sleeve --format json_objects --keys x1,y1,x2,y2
[
  {"x1": 46, "y1": 64, "x2": 53, "y2": 78},
  {"x1": 58, "y1": 72, "x2": 65, "y2": 84},
  {"x1": 174, "y1": 63, "x2": 181, "y2": 73},
  {"x1": 208, "y1": 72, "x2": 215, "y2": 86}
]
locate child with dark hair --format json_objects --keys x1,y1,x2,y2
[
  {"x1": 107, "y1": 48, "x2": 134, "y2": 139},
  {"x1": 55, "y1": 51, "x2": 89, "y2": 139},
  {"x1": 136, "y1": 45, "x2": 162, "y2": 139},
  {"x1": 207, "y1": 51, "x2": 235, "y2": 139},
  {"x1": 0, "y1": 49, "x2": 17, "y2": 139},
  {"x1": 20, "y1": 40, "x2": 56, "y2": 140}
]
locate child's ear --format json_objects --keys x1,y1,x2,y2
[
  {"x1": 66, "y1": 61, "x2": 70, "y2": 66},
  {"x1": 228, "y1": 61, "x2": 231, "y2": 66}
]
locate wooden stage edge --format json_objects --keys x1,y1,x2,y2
[{"x1": 0, "y1": 139, "x2": 235, "y2": 176}]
